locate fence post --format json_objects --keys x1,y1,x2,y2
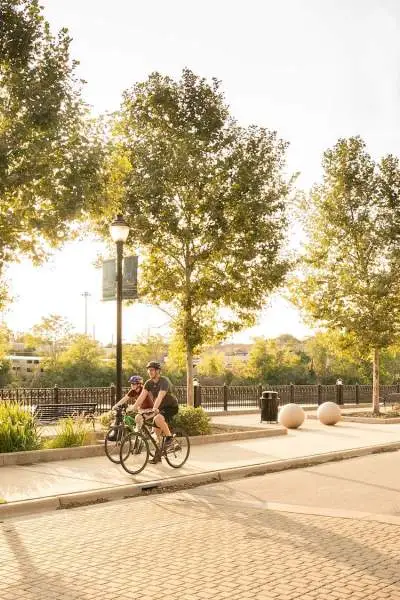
[
  {"x1": 110, "y1": 383, "x2": 116, "y2": 408},
  {"x1": 258, "y1": 384, "x2": 263, "y2": 408},
  {"x1": 355, "y1": 383, "x2": 359, "y2": 405},
  {"x1": 336, "y1": 383, "x2": 343, "y2": 405},
  {"x1": 317, "y1": 384, "x2": 322, "y2": 405},
  {"x1": 53, "y1": 385, "x2": 59, "y2": 405},
  {"x1": 194, "y1": 383, "x2": 202, "y2": 408},
  {"x1": 290, "y1": 383, "x2": 295, "y2": 403},
  {"x1": 223, "y1": 384, "x2": 228, "y2": 412}
]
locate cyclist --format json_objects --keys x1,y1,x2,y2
[
  {"x1": 110, "y1": 375, "x2": 153, "y2": 436},
  {"x1": 132, "y1": 360, "x2": 179, "y2": 463}
]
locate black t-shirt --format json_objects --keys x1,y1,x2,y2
[{"x1": 144, "y1": 376, "x2": 178, "y2": 408}]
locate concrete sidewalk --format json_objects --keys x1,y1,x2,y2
[{"x1": 1, "y1": 414, "x2": 400, "y2": 508}]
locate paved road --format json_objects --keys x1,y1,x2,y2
[{"x1": 1, "y1": 452, "x2": 399, "y2": 600}]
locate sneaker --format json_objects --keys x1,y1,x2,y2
[{"x1": 164, "y1": 437, "x2": 177, "y2": 453}]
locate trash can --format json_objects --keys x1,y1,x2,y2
[{"x1": 260, "y1": 390, "x2": 279, "y2": 422}]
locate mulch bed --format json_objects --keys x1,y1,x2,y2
[
  {"x1": 210, "y1": 425, "x2": 248, "y2": 434},
  {"x1": 345, "y1": 411, "x2": 400, "y2": 419}
]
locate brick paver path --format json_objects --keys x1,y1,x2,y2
[{"x1": 1, "y1": 490, "x2": 399, "y2": 600}]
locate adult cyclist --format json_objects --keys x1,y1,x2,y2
[{"x1": 132, "y1": 360, "x2": 179, "y2": 463}]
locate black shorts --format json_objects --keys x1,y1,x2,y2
[{"x1": 159, "y1": 404, "x2": 178, "y2": 424}]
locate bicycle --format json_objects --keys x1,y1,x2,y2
[
  {"x1": 104, "y1": 407, "x2": 156, "y2": 464},
  {"x1": 119, "y1": 410, "x2": 190, "y2": 475}
]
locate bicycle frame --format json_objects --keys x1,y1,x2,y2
[{"x1": 139, "y1": 419, "x2": 166, "y2": 455}]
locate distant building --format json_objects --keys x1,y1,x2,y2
[
  {"x1": 7, "y1": 355, "x2": 44, "y2": 375},
  {"x1": 202, "y1": 343, "x2": 252, "y2": 369}
]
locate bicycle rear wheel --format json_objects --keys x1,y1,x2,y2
[
  {"x1": 164, "y1": 432, "x2": 190, "y2": 468},
  {"x1": 120, "y1": 432, "x2": 149, "y2": 475},
  {"x1": 104, "y1": 425, "x2": 126, "y2": 464}
]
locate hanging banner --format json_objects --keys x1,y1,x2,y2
[
  {"x1": 102, "y1": 259, "x2": 116, "y2": 301},
  {"x1": 122, "y1": 255, "x2": 138, "y2": 300},
  {"x1": 102, "y1": 256, "x2": 138, "y2": 301}
]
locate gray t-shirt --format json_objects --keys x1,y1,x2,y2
[{"x1": 144, "y1": 376, "x2": 178, "y2": 408}]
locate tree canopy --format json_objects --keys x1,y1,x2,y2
[
  {"x1": 39, "y1": 334, "x2": 114, "y2": 388},
  {"x1": 30, "y1": 314, "x2": 74, "y2": 360},
  {"x1": 0, "y1": 0, "x2": 103, "y2": 306},
  {"x1": 292, "y1": 136, "x2": 400, "y2": 412},
  {"x1": 96, "y1": 69, "x2": 292, "y2": 403}
]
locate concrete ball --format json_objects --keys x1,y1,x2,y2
[
  {"x1": 317, "y1": 401, "x2": 341, "y2": 425},
  {"x1": 278, "y1": 403, "x2": 305, "y2": 429}
]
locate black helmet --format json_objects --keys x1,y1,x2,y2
[{"x1": 146, "y1": 360, "x2": 161, "y2": 370}]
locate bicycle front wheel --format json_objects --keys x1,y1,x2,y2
[
  {"x1": 164, "y1": 432, "x2": 190, "y2": 468},
  {"x1": 120, "y1": 432, "x2": 149, "y2": 475},
  {"x1": 104, "y1": 425, "x2": 126, "y2": 464}
]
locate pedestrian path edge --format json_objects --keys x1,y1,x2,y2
[{"x1": 1, "y1": 439, "x2": 400, "y2": 520}]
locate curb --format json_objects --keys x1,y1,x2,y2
[
  {"x1": 189, "y1": 427, "x2": 287, "y2": 445},
  {"x1": 0, "y1": 427, "x2": 286, "y2": 467},
  {"x1": 307, "y1": 414, "x2": 400, "y2": 424},
  {"x1": 1, "y1": 440, "x2": 400, "y2": 520},
  {"x1": 0, "y1": 443, "x2": 106, "y2": 466}
]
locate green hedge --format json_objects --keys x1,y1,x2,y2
[{"x1": 172, "y1": 406, "x2": 212, "y2": 436}]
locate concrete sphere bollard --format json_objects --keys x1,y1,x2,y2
[
  {"x1": 317, "y1": 401, "x2": 341, "y2": 425},
  {"x1": 278, "y1": 403, "x2": 305, "y2": 429}
]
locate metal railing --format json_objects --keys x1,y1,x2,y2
[{"x1": 0, "y1": 383, "x2": 397, "y2": 413}]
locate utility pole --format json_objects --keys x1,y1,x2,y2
[{"x1": 81, "y1": 292, "x2": 91, "y2": 335}]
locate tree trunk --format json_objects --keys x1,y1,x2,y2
[
  {"x1": 186, "y1": 346, "x2": 194, "y2": 406},
  {"x1": 372, "y1": 347, "x2": 380, "y2": 415}
]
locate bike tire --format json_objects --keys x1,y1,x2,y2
[
  {"x1": 164, "y1": 432, "x2": 190, "y2": 468},
  {"x1": 104, "y1": 425, "x2": 126, "y2": 464},
  {"x1": 119, "y1": 432, "x2": 149, "y2": 475}
]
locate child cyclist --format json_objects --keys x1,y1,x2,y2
[{"x1": 111, "y1": 375, "x2": 153, "y2": 433}]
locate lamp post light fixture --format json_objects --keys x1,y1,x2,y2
[{"x1": 110, "y1": 215, "x2": 130, "y2": 405}]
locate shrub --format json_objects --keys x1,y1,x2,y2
[
  {"x1": 47, "y1": 415, "x2": 92, "y2": 448},
  {"x1": 0, "y1": 402, "x2": 42, "y2": 453},
  {"x1": 98, "y1": 410, "x2": 114, "y2": 430},
  {"x1": 172, "y1": 406, "x2": 212, "y2": 436}
]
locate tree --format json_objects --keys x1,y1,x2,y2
[
  {"x1": 40, "y1": 334, "x2": 114, "y2": 387},
  {"x1": 376, "y1": 346, "x2": 400, "y2": 385},
  {"x1": 0, "y1": 0, "x2": 103, "y2": 306},
  {"x1": 163, "y1": 333, "x2": 186, "y2": 383},
  {"x1": 245, "y1": 337, "x2": 310, "y2": 384},
  {"x1": 304, "y1": 330, "x2": 370, "y2": 384},
  {"x1": 292, "y1": 137, "x2": 400, "y2": 413},
  {"x1": 31, "y1": 314, "x2": 73, "y2": 360},
  {"x1": 58, "y1": 334, "x2": 104, "y2": 366},
  {"x1": 0, "y1": 324, "x2": 11, "y2": 386},
  {"x1": 97, "y1": 69, "x2": 292, "y2": 404},
  {"x1": 122, "y1": 334, "x2": 168, "y2": 379},
  {"x1": 196, "y1": 351, "x2": 225, "y2": 379}
]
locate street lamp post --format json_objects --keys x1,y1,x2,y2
[{"x1": 110, "y1": 215, "x2": 130, "y2": 405}]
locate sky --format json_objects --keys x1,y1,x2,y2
[{"x1": 4, "y1": 0, "x2": 400, "y2": 344}]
